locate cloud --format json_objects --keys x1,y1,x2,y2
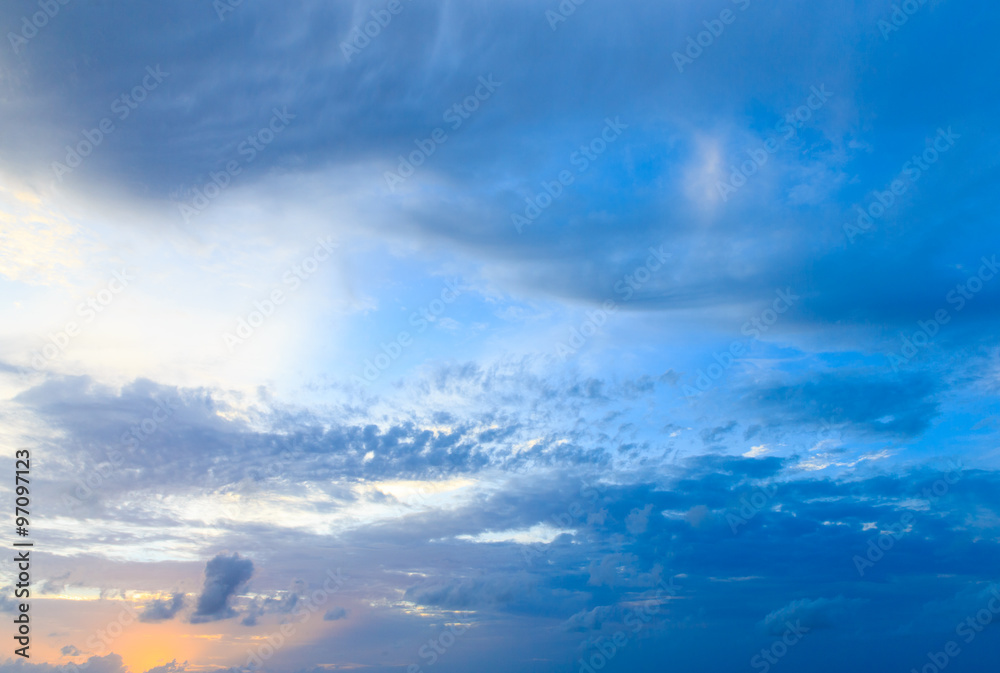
[
  {"x1": 761, "y1": 596, "x2": 868, "y2": 635},
  {"x1": 142, "y1": 661, "x2": 187, "y2": 673},
  {"x1": 323, "y1": 607, "x2": 348, "y2": 621},
  {"x1": 0, "y1": 655, "x2": 128, "y2": 673},
  {"x1": 60, "y1": 645, "x2": 81, "y2": 656},
  {"x1": 625, "y1": 504, "x2": 654, "y2": 535},
  {"x1": 742, "y1": 370, "x2": 940, "y2": 437},
  {"x1": 139, "y1": 593, "x2": 185, "y2": 622},
  {"x1": 0, "y1": 586, "x2": 19, "y2": 613},
  {"x1": 190, "y1": 553, "x2": 254, "y2": 623},
  {"x1": 562, "y1": 605, "x2": 621, "y2": 632},
  {"x1": 404, "y1": 575, "x2": 536, "y2": 610}
]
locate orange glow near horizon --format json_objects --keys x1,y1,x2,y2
[
  {"x1": 32, "y1": 597, "x2": 345, "y2": 672},
  {"x1": 112, "y1": 621, "x2": 207, "y2": 673}
]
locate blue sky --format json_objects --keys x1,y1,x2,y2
[{"x1": 1, "y1": 0, "x2": 1000, "y2": 671}]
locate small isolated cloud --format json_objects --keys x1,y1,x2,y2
[
  {"x1": 761, "y1": 596, "x2": 867, "y2": 635},
  {"x1": 700, "y1": 421, "x2": 738, "y2": 445},
  {"x1": 323, "y1": 607, "x2": 348, "y2": 621},
  {"x1": 61, "y1": 645, "x2": 81, "y2": 656},
  {"x1": 190, "y1": 553, "x2": 254, "y2": 623},
  {"x1": 140, "y1": 593, "x2": 185, "y2": 622},
  {"x1": 625, "y1": 504, "x2": 654, "y2": 535},
  {"x1": 743, "y1": 444, "x2": 769, "y2": 458},
  {"x1": 562, "y1": 604, "x2": 622, "y2": 632}
]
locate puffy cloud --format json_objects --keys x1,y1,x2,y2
[
  {"x1": 190, "y1": 553, "x2": 254, "y2": 623},
  {"x1": 142, "y1": 661, "x2": 187, "y2": 673},
  {"x1": 625, "y1": 504, "x2": 654, "y2": 535},
  {"x1": 0, "y1": 655, "x2": 127, "y2": 673},
  {"x1": 323, "y1": 607, "x2": 348, "y2": 621},
  {"x1": 139, "y1": 593, "x2": 185, "y2": 622}
]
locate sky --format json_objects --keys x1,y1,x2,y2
[{"x1": 1, "y1": 0, "x2": 1000, "y2": 672}]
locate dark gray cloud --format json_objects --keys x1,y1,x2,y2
[
  {"x1": 190, "y1": 553, "x2": 253, "y2": 623},
  {"x1": 139, "y1": 592, "x2": 185, "y2": 622},
  {"x1": 323, "y1": 607, "x2": 347, "y2": 621}
]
